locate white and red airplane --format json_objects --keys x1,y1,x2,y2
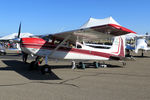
[{"x1": 15, "y1": 17, "x2": 136, "y2": 74}]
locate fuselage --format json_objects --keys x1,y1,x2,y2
[
  {"x1": 20, "y1": 37, "x2": 125, "y2": 61},
  {"x1": 135, "y1": 38, "x2": 149, "y2": 53},
  {"x1": 136, "y1": 38, "x2": 147, "y2": 49}
]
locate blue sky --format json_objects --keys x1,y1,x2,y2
[{"x1": 0, "y1": 0, "x2": 150, "y2": 36}]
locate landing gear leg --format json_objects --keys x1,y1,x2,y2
[
  {"x1": 41, "y1": 56, "x2": 51, "y2": 75},
  {"x1": 22, "y1": 51, "x2": 28, "y2": 63},
  {"x1": 141, "y1": 50, "x2": 144, "y2": 57}
]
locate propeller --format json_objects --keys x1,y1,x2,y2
[
  {"x1": 17, "y1": 22, "x2": 21, "y2": 38},
  {"x1": 15, "y1": 22, "x2": 28, "y2": 63},
  {"x1": 13, "y1": 22, "x2": 21, "y2": 42}
]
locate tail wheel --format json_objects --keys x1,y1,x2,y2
[{"x1": 122, "y1": 62, "x2": 126, "y2": 66}]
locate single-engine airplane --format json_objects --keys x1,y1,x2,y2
[
  {"x1": 126, "y1": 35, "x2": 150, "y2": 56},
  {"x1": 14, "y1": 17, "x2": 136, "y2": 74}
]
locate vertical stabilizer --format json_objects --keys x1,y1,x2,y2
[{"x1": 110, "y1": 36, "x2": 125, "y2": 57}]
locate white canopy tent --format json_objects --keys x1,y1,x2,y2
[
  {"x1": 0, "y1": 33, "x2": 33, "y2": 40},
  {"x1": 124, "y1": 33, "x2": 138, "y2": 40},
  {"x1": 80, "y1": 16, "x2": 120, "y2": 29}
]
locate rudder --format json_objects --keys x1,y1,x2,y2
[{"x1": 110, "y1": 36, "x2": 125, "y2": 57}]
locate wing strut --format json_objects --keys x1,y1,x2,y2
[{"x1": 48, "y1": 35, "x2": 71, "y2": 57}]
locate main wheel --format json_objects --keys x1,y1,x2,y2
[
  {"x1": 79, "y1": 62, "x2": 85, "y2": 69},
  {"x1": 41, "y1": 65, "x2": 51, "y2": 75},
  {"x1": 142, "y1": 52, "x2": 144, "y2": 57},
  {"x1": 29, "y1": 61, "x2": 39, "y2": 70}
]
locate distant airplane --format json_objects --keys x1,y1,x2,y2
[
  {"x1": 0, "y1": 44, "x2": 6, "y2": 55},
  {"x1": 14, "y1": 17, "x2": 136, "y2": 74},
  {"x1": 0, "y1": 32, "x2": 33, "y2": 51},
  {"x1": 126, "y1": 34, "x2": 150, "y2": 56},
  {"x1": 0, "y1": 32, "x2": 33, "y2": 40}
]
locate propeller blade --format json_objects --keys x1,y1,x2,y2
[
  {"x1": 17, "y1": 22, "x2": 21, "y2": 38},
  {"x1": 13, "y1": 22, "x2": 21, "y2": 42}
]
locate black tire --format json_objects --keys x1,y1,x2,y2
[
  {"x1": 29, "y1": 61, "x2": 39, "y2": 70},
  {"x1": 41, "y1": 66, "x2": 46, "y2": 75},
  {"x1": 3, "y1": 52, "x2": 6, "y2": 55},
  {"x1": 142, "y1": 52, "x2": 144, "y2": 57},
  {"x1": 79, "y1": 62, "x2": 85, "y2": 69},
  {"x1": 41, "y1": 65, "x2": 51, "y2": 75},
  {"x1": 93, "y1": 62, "x2": 99, "y2": 68}
]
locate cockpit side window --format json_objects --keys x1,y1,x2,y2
[{"x1": 77, "y1": 44, "x2": 82, "y2": 48}]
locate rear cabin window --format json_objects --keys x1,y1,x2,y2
[{"x1": 77, "y1": 44, "x2": 82, "y2": 48}]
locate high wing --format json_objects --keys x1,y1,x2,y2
[
  {"x1": 45, "y1": 24, "x2": 136, "y2": 43},
  {"x1": 135, "y1": 35, "x2": 150, "y2": 38}
]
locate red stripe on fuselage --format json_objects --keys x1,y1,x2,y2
[
  {"x1": 20, "y1": 37, "x2": 124, "y2": 58},
  {"x1": 118, "y1": 38, "x2": 125, "y2": 57},
  {"x1": 21, "y1": 44, "x2": 112, "y2": 58}
]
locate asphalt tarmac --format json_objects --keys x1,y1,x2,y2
[{"x1": 0, "y1": 50, "x2": 150, "y2": 100}]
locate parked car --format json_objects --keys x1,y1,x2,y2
[{"x1": 0, "y1": 44, "x2": 6, "y2": 55}]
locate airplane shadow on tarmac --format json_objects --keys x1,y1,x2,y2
[{"x1": 1, "y1": 60, "x2": 61, "y2": 80}]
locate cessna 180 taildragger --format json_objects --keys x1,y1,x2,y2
[{"x1": 15, "y1": 17, "x2": 136, "y2": 74}]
